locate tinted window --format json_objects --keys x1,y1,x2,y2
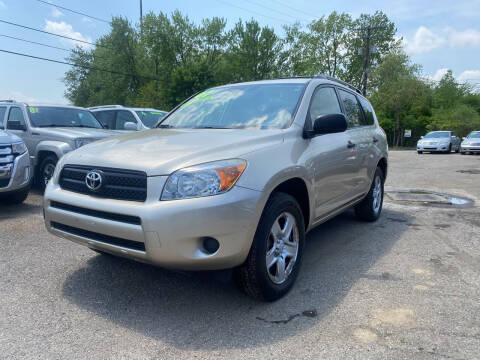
[
  {"x1": 116, "y1": 111, "x2": 137, "y2": 130},
  {"x1": 28, "y1": 106, "x2": 102, "y2": 128},
  {"x1": 467, "y1": 131, "x2": 480, "y2": 139},
  {"x1": 161, "y1": 83, "x2": 306, "y2": 129},
  {"x1": 93, "y1": 110, "x2": 116, "y2": 129},
  {"x1": 7, "y1": 107, "x2": 25, "y2": 128},
  {"x1": 135, "y1": 110, "x2": 167, "y2": 128},
  {"x1": 0, "y1": 107, "x2": 6, "y2": 129},
  {"x1": 308, "y1": 87, "x2": 342, "y2": 125},
  {"x1": 358, "y1": 97, "x2": 375, "y2": 125},
  {"x1": 338, "y1": 89, "x2": 364, "y2": 128}
]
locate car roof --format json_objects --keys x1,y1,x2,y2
[{"x1": 0, "y1": 101, "x2": 86, "y2": 110}]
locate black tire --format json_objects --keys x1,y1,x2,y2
[
  {"x1": 37, "y1": 155, "x2": 58, "y2": 191},
  {"x1": 234, "y1": 192, "x2": 305, "y2": 302},
  {"x1": 417, "y1": 151, "x2": 423, "y2": 154},
  {"x1": 461, "y1": 151, "x2": 466, "y2": 155},
  {"x1": 0, "y1": 186, "x2": 30, "y2": 205},
  {"x1": 355, "y1": 167, "x2": 384, "y2": 222},
  {"x1": 455, "y1": 146, "x2": 459, "y2": 153}
]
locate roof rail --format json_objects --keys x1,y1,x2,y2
[
  {"x1": 314, "y1": 74, "x2": 363, "y2": 95},
  {"x1": 0, "y1": 99, "x2": 16, "y2": 103},
  {"x1": 88, "y1": 105, "x2": 124, "y2": 110}
]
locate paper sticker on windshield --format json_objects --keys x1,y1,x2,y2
[
  {"x1": 29, "y1": 107, "x2": 38, "y2": 114},
  {"x1": 181, "y1": 90, "x2": 216, "y2": 108},
  {"x1": 141, "y1": 111, "x2": 146, "y2": 116},
  {"x1": 150, "y1": 111, "x2": 164, "y2": 114}
]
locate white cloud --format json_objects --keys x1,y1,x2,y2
[
  {"x1": 44, "y1": 20, "x2": 92, "y2": 49},
  {"x1": 0, "y1": 1, "x2": 6, "y2": 9},
  {"x1": 458, "y1": 70, "x2": 480, "y2": 83},
  {"x1": 51, "y1": 7, "x2": 63, "y2": 18},
  {"x1": 404, "y1": 26, "x2": 480, "y2": 55},
  {"x1": 429, "y1": 68, "x2": 449, "y2": 82},
  {"x1": 404, "y1": 26, "x2": 445, "y2": 54},
  {"x1": 446, "y1": 28, "x2": 480, "y2": 47}
]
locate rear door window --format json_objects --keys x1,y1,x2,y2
[{"x1": 338, "y1": 89, "x2": 364, "y2": 128}]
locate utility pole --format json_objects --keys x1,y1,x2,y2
[
  {"x1": 358, "y1": 26, "x2": 385, "y2": 96},
  {"x1": 140, "y1": 0, "x2": 143, "y2": 30}
]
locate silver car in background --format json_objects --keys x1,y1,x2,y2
[
  {"x1": 417, "y1": 131, "x2": 461, "y2": 154},
  {"x1": 460, "y1": 131, "x2": 480, "y2": 154},
  {"x1": 0, "y1": 101, "x2": 120, "y2": 189},
  {"x1": 44, "y1": 76, "x2": 388, "y2": 301},
  {"x1": 90, "y1": 105, "x2": 168, "y2": 131},
  {"x1": 0, "y1": 129, "x2": 32, "y2": 204}
]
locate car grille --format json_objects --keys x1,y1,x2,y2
[
  {"x1": 51, "y1": 221, "x2": 146, "y2": 251},
  {"x1": 471, "y1": 143, "x2": 480, "y2": 146},
  {"x1": 50, "y1": 201, "x2": 142, "y2": 225},
  {"x1": 59, "y1": 165, "x2": 147, "y2": 202},
  {"x1": 0, "y1": 144, "x2": 13, "y2": 164},
  {"x1": 0, "y1": 144, "x2": 13, "y2": 187}
]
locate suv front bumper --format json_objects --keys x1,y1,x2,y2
[
  {"x1": 461, "y1": 145, "x2": 480, "y2": 153},
  {"x1": 0, "y1": 151, "x2": 31, "y2": 193},
  {"x1": 417, "y1": 143, "x2": 450, "y2": 152},
  {"x1": 43, "y1": 178, "x2": 265, "y2": 270}
]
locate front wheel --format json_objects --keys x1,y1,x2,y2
[
  {"x1": 37, "y1": 155, "x2": 58, "y2": 191},
  {"x1": 355, "y1": 167, "x2": 384, "y2": 222},
  {"x1": 417, "y1": 151, "x2": 423, "y2": 154},
  {"x1": 234, "y1": 193, "x2": 305, "y2": 301}
]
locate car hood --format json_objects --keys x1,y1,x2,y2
[
  {"x1": 34, "y1": 127, "x2": 121, "y2": 140},
  {"x1": 64, "y1": 128, "x2": 284, "y2": 176},
  {"x1": 0, "y1": 129, "x2": 20, "y2": 144}
]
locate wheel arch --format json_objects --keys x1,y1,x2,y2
[{"x1": 377, "y1": 157, "x2": 388, "y2": 180}]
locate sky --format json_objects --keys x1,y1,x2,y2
[{"x1": 0, "y1": 0, "x2": 479, "y2": 104}]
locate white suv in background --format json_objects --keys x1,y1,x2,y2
[{"x1": 90, "y1": 105, "x2": 167, "y2": 131}]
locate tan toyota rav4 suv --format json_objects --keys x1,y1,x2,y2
[{"x1": 43, "y1": 76, "x2": 388, "y2": 301}]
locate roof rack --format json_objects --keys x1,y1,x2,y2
[
  {"x1": 88, "y1": 105, "x2": 124, "y2": 110},
  {"x1": 0, "y1": 99, "x2": 16, "y2": 103},
  {"x1": 314, "y1": 74, "x2": 363, "y2": 95}
]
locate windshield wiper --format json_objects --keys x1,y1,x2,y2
[
  {"x1": 194, "y1": 126, "x2": 231, "y2": 129},
  {"x1": 158, "y1": 124, "x2": 175, "y2": 128}
]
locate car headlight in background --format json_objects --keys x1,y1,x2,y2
[
  {"x1": 161, "y1": 159, "x2": 247, "y2": 200},
  {"x1": 11, "y1": 141, "x2": 27, "y2": 155},
  {"x1": 75, "y1": 138, "x2": 93, "y2": 149}
]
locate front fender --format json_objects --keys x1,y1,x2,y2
[{"x1": 35, "y1": 141, "x2": 73, "y2": 165}]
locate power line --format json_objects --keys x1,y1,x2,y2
[
  {"x1": 0, "y1": 33, "x2": 74, "y2": 53},
  {"x1": 216, "y1": 0, "x2": 295, "y2": 25},
  {"x1": 0, "y1": 48, "x2": 159, "y2": 81},
  {"x1": 243, "y1": 0, "x2": 309, "y2": 23},
  {"x1": 0, "y1": 19, "x2": 112, "y2": 51},
  {"x1": 268, "y1": 0, "x2": 317, "y2": 20},
  {"x1": 34, "y1": 0, "x2": 110, "y2": 24}
]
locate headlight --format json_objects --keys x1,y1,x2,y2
[
  {"x1": 161, "y1": 159, "x2": 247, "y2": 200},
  {"x1": 11, "y1": 141, "x2": 27, "y2": 155},
  {"x1": 75, "y1": 138, "x2": 93, "y2": 149}
]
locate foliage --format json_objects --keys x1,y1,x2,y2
[{"x1": 63, "y1": 11, "x2": 480, "y2": 145}]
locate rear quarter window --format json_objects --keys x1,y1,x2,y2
[{"x1": 358, "y1": 97, "x2": 375, "y2": 126}]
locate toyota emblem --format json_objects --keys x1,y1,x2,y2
[{"x1": 85, "y1": 170, "x2": 103, "y2": 191}]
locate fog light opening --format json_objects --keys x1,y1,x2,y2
[{"x1": 202, "y1": 237, "x2": 219, "y2": 255}]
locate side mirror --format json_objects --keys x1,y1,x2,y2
[
  {"x1": 420, "y1": 136, "x2": 424, "y2": 139},
  {"x1": 7, "y1": 120, "x2": 26, "y2": 131},
  {"x1": 312, "y1": 114, "x2": 348, "y2": 136},
  {"x1": 124, "y1": 122, "x2": 137, "y2": 131},
  {"x1": 462, "y1": 137, "x2": 466, "y2": 140}
]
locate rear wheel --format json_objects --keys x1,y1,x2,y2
[
  {"x1": 355, "y1": 167, "x2": 384, "y2": 222},
  {"x1": 417, "y1": 151, "x2": 423, "y2": 154},
  {"x1": 234, "y1": 193, "x2": 305, "y2": 301},
  {"x1": 37, "y1": 155, "x2": 58, "y2": 191}
]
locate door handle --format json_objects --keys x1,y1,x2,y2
[
  {"x1": 373, "y1": 137, "x2": 379, "y2": 143},
  {"x1": 347, "y1": 141, "x2": 356, "y2": 148}
]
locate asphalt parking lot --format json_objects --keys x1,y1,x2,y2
[{"x1": 1, "y1": 151, "x2": 480, "y2": 359}]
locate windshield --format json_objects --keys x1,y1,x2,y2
[
  {"x1": 159, "y1": 83, "x2": 306, "y2": 129},
  {"x1": 135, "y1": 110, "x2": 167, "y2": 128},
  {"x1": 28, "y1": 106, "x2": 103, "y2": 128},
  {"x1": 466, "y1": 131, "x2": 480, "y2": 139},
  {"x1": 424, "y1": 131, "x2": 450, "y2": 138}
]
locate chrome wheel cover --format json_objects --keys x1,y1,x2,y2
[{"x1": 372, "y1": 175, "x2": 382, "y2": 213}]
